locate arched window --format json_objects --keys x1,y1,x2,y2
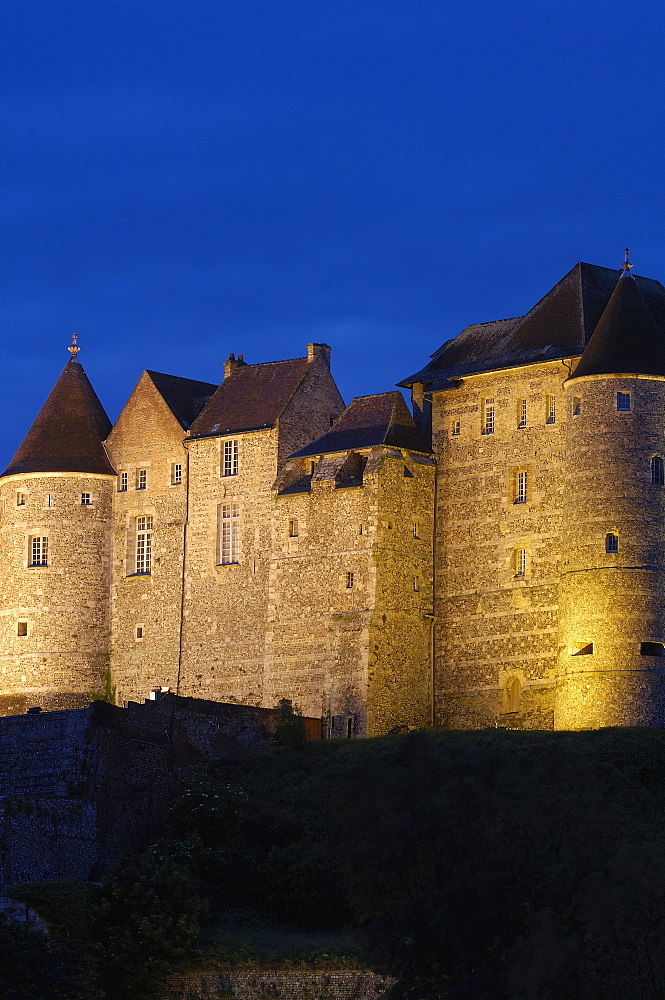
[
  {"x1": 605, "y1": 533, "x2": 619, "y2": 553},
  {"x1": 652, "y1": 457, "x2": 664, "y2": 485},
  {"x1": 507, "y1": 678, "x2": 520, "y2": 713}
]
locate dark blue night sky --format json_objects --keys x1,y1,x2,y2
[{"x1": 2, "y1": 1, "x2": 665, "y2": 468}]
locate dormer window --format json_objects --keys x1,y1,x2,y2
[{"x1": 617, "y1": 392, "x2": 631, "y2": 412}]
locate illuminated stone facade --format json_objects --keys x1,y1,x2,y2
[{"x1": 0, "y1": 345, "x2": 433, "y2": 736}]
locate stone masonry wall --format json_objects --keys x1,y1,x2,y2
[
  {"x1": 105, "y1": 373, "x2": 191, "y2": 706},
  {"x1": 433, "y1": 361, "x2": 570, "y2": 730},
  {"x1": 161, "y1": 968, "x2": 392, "y2": 999},
  {"x1": 0, "y1": 472, "x2": 114, "y2": 715}
]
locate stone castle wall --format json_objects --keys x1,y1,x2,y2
[{"x1": 0, "y1": 471, "x2": 114, "y2": 714}]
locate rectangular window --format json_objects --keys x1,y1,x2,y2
[
  {"x1": 219, "y1": 503, "x2": 240, "y2": 564},
  {"x1": 413, "y1": 576, "x2": 420, "y2": 591},
  {"x1": 223, "y1": 440, "x2": 239, "y2": 477},
  {"x1": 413, "y1": 522, "x2": 420, "y2": 538},
  {"x1": 81, "y1": 493, "x2": 91, "y2": 506},
  {"x1": 617, "y1": 392, "x2": 631, "y2": 411},
  {"x1": 17, "y1": 621, "x2": 28, "y2": 636},
  {"x1": 136, "y1": 469, "x2": 147, "y2": 490},
  {"x1": 573, "y1": 397, "x2": 581, "y2": 416},
  {"x1": 546, "y1": 395, "x2": 556, "y2": 424},
  {"x1": 135, "y1": 516, "x2": 153, "y2": 574},
  {"x1": 119, "y1": 472, "x2": 128, "y2": 492},
  {"x1": 451, "y1": 418, "x2": 461, "y2": 436},
  {"x1": 46, "y1": 494, "x2": 53, "y2": 507},
  {"x1": 29, "y1": 536, "x2": 48, "y2": 567},
  {"x1": 17, "y1": 493, "x2": 25, "y2": 506},
  {"x1": 517, "y1": 399, "x2": 527, "y2": 428},
  {"x1": 288, "y1": 518, "x2": 299, "y2": 538},
  {"x1": 515, "y1": 470, "x2": 527, "y2": 504},
  {"x1": 482, "y1": 398, "x2": 495, "y2": 435},
  {"x1": 515, "y1": 548, "x2": 527, "y2": 576},
  {"x1": 171, "y1": 463, "x2": 182, "y2": 486},
  {"x1": 346, "y1": 572, "x2": 354, "y2": 589}
]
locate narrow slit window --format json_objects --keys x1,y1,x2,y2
[
  {"x1": 605, "y1": 532, "x2": 619, "y2": 553},
  {"x1": 413, "y1": 522, "x2": 420, "y2": 538},
  {"x1": 515, "y1": 470, "x2": 527, "y2": 504},
  {"x1": 515, "y1": 548, "x2": 527, "y2": 577},
  {"x1": 135, "y1": 516, "x2": 153, "y2": 574},
  {"x1": 517, "y1": 399, "x2": 527, "y2": 429},
  {"x1": 46, "y1": 494, "x2": 53, "y2": 507},
  {"x1": 288, "y1": 518, "x2": 299, "y2": 537},
  {"x1": 546, "y1": 395, "x2": 556, "y2": 424},
  {"x1": 652, "y1": 456, "x2": 664, "y2": 485},
  {"x1": 346, "y1": 718, "x2": 354, "y2": 738},
  {"x1": 17, "y1": 621, "x2": 28, "y2": 637},
  {"x1": 219, "y1": 503, "x2": 240, "y2": 564},
  {"x1": 135, "y1": 626, "x2": 144, "y2": 640},
  {"x1": 346, "y1": 572, "x2": 354, "y2": 589},
  {"x1": 413, "y1": 576, "x2": 420, "y2": 591},
  {"x1": 617, "y1": 392, "x2": 631, "y2": 411},
  {"x1": 482, "y1": 397, "x2": 495, "y2": 435},
  {"x1": 223, "y1": 440, "x2": 239, "y2": 477},
  {"x1": 573, "y1": 397, "x2": 582, "y2": 416}
]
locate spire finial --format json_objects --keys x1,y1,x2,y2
[
  {"x1": 67, "y1": 332, "x2": 80, "y2": 361},
  {"x1": 621, "y1": 248, "x2": 633, "y2": 277}
]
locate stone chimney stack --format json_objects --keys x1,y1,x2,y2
[
  {"x1": 224, "y1": 353, "x2": 248, "y2": 380},
  {"x1": 307, "y1": 343, "x2": 331, "y2": 367}
]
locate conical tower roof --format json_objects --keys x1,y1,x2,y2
[
  {"x1": 570, "y1": 274, "x2": 665, "y2": 380},
  {"x1": 2, "y1": 359, "x2": 115, "y2": 477}
]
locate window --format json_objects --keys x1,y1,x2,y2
[
  {"x1": 515, "y1": 548, "x2": 527, "y2": 577},
  {"x1": 652, "y1": 457, "x2": 664, "y2": 485},
  {"x1": 17, "y1": 621, "x2": 28, "y2": 637},
  {"x1": 413, "y1": 576, "x2": 420, "y2": 592},
  {"x1": 223, "y1": 440, "x2": 238, "y2": 477},
  {"x1": 136, "y1": 469, "x2": 147, "y2": 490},
  {"x1": 46, "y1": 494, "x2": 53, "y2": 507},
  {"x1": 81, "y1": 493, "x2": 91, "y2": 506},
  {"x1": 29, "y1": 536, "x2": 48, "y2": 567},
  {"x1": 641, "y1": 641, "x2": 665, "y2": 656},
  {"x1": 546, "y1": 395, "x2": 556, "y2": 424},
  {"x1": 515, "y1": 470, "x2": 527, "y2": 504},
  {"x1": 413, "y1": 522, "x2": 420, "y2": 539},
  {"x1": 135, "y1": 516, "x2": 153, "y2": 574},
  {"x1": 451, "y1": 419, "x2": 461, "y2": 436},
  {"x1": 135, "y1": 626, "x2": 144, "y2": 640},
  {"x1": 346, "y1": 718, "x2": 354, "y2": 739},
  {"x1": 171, "y1": 463, "x2": 182, "y2": 486},
  {"x1": 288, "y1": 518, "x2": 299, "y2": 537},
  {"x1": 359, "y1": 524, "x2": 364, "y2": 535},
  {"x1": 573, "y1": 397, "x2": 581, "y2": 416},
  {"x1": 517, "y1": 399, "x2": 527, "y2": 429},
  {"x1": 605, "y1": 532, "x2": 619, "y2": 553},
  {"x1": 219, "y1": 503, "x2": 240, "y2": 564},
  {"x1": 617, "y1": 392, "x2": 631, "y2": 411},
  {"x1": 507, "y1": 678, "x2": 520, "y2": 713},
  {"x1": 482, "y1": 397, "x2": 495, "y2": 435},
  {"x1": 346, "y1": 572, "x2": 354, "y2": 589},
  {"x1": 119, "y1": 472, "x2": 128, "y2": 492},
  {"x1": 17, "y1": 493, "x2": 25, "y2": 506}
]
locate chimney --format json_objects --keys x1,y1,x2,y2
[
  {"x1": 307, "y1": 343, "x2": 331, "y2": 367},
  {"x1": 224, "y1": 353, "x2": 248, "y2": 380}
]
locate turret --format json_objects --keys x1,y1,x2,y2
[
  {"x1": 556, "y1": 261, "x2": 665, "y2": 727},
  {"x1": 0, "y1": 337, "x2": 115, "y2": 715}
]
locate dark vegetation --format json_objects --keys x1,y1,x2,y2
[{"x1": 10, "y1": 725, "x2": 665, "y2": 999}]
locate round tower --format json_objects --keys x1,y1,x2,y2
[
  {"x1": 0, "y1": 339, "x2": 116, "y2": 715},
  {"x1": 556, "y1": 265, "x2": 665, "y2": 728}
]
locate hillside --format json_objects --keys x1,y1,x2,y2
[{"x1": 9, "y1": 726, "x2": 665, "y2": 999}]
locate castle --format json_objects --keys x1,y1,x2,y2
[{"x1": 3, "y1": 256, "x2": 665, "y2": 732}]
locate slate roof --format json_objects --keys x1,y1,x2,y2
[
  {"x1": 291, "y1": 391, "x2": 430, "y2": 457},
  {"x1": 2, "y1": 361, "x2": 116, "y2": 477},
  {"x1": 189, "y1": 357, "x2": 311, "y2": 437},
  {"x1": 146, "y1": 371, "x2": 218, "y2": 429},
  {"x1": 570, "y1": 275, "x2": 665, "y2": 379},
  {"x1": 399, "y1": 262, "x2": 665, "y2": 389}
]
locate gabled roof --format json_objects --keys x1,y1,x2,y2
[
  {"x1": 2, "y1": 360, "x2": 115, "y2": 477},
  {"x1": 146, "y1": 371, "x2": 218, "y2": 429},
  {"x1": 400, "y1": 262, "x2": 665, "y2": 388},
  {"x1": 291, "y1": 391, "x2": 430, "y2": 457},
  {"x1": 570, "y1": 275, "x2": 665, "y2": 379},
  {"x1": 189, "y1": 357, "x2": 310, "y2": 437}
]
